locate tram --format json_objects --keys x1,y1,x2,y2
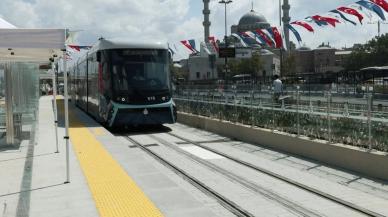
[{"x1": 71, "y1": 38, "x2": 177, "y2": 127}]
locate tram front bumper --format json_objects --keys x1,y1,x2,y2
[{"x1": 111, "y1": 106, "x2": 175, "y2": 127}]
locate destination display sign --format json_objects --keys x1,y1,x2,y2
[{"x1": 218, "y1": 48, "x2": 236, "y2": 58}]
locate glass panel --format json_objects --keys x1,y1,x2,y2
[
  {"x1": 0, "y1": 67, "x2": 5, "y2": 140},
  {"x1": 1, "y1": 62, "x2": 40, "y2": 146}
]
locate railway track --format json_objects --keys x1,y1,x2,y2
[
  {"x1": 148, "y1": 134, "x2": 324, "y2": 217},
  {"x1": 165, "y1": 132, "x2": 385, "y2": 217},
  {"x1": 124, "y1": 136, "x2": 254, "y2": 217}
]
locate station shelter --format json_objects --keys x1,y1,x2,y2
[{"x1": 0, "y1": 19, "x2": 67, "y2": 147}]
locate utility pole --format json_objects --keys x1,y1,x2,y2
[
  {"x1": 219, "y1": 0, "x2": 233, "y2": 84},
  {"x1": 279, "y1": 0, "x2": 283, "y2": 78},
  {"x1": 279, "y1": 0, "x2": 291, "y2": 78},
  {"x1": 367, "y1": 20, "x2": 388, "y2": 37}
]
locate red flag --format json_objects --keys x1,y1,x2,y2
[
  {"x1": 180, "y1": 40, "x2": 195, "y2": 53},
  {"x1": 271, "y1": 27, "x2": 283, "y2": 49},
  {"x1": 312, "y1": 15, "x2": 340, "y2": 27},
  {"x1": 255, "y1": 29, "x2": 274, "y2": 47},
  {"x1": 291, "y1": 21, "x2": 314, "y2": 32},
  {"x1": 208, "y1": 36, "x2": 219, "y2": 52},
  {"x1": 337, "y1": 7, "x2": 364, "y2": 24},
  {"x1": 371, "y1": 0, "x2": 388, "y2": 12},
  {"x1": 68, "y1": 45, "x2": 80, "y2": 52}
]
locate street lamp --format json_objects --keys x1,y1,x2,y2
[
  {"x1": 219, "y1": 0, "x2": 232, "y2": 83},
  {"x1": 367, "y1": 20, "x2": 388, "y2": 37}
]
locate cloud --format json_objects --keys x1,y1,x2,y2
[
  {"x1": 0, "y1": 0, "x2": 387, "y2": 60},
  {"x1": 0, "y1": 0, "x2": 191, "y2": 45}
]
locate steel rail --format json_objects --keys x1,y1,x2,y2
[
  {"x1": 150, "y1": 134, "x2": 324, "y2": 217},
  {"x1": 124, "y1": 136, "x2": 254, "y2": 217},
  {"x1": 167, "y1": 132, "x2": 384, "y2": 217}
]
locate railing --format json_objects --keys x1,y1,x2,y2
[{"x1": 174, "y1": 84, "x2": 388, "y2": 152}]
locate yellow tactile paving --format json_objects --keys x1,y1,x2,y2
[
  {"x1": 58, "y1": 100, "x2": 164, "y2": 217},
  {"x1": 92, "y1": 128, "x2": 106, "y2": 136}
]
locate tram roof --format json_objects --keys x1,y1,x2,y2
[{"x1": 89, "y1": 38, "x2": 168, "y2": 53}]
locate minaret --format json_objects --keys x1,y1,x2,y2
[
  {"x1": 203, "y1": 0, "x2": 211, "y2": 42},
  {"x1": 282, "y1": 0, "x2": 291, "y2": 50}
]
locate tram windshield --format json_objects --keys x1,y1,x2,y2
[{"x1": 111, "y1": 49, "x2": 170, "y2": 94}]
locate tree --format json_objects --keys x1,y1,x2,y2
[
  {"x1": 283, "y1": 54, "x2": 296, "y2": 76},
  {"x1": 345, "y1": 34, "x2": 388, "y2": 71},
  {"x1": 170, "y1": 64, "x2": 188, "y2": 81},
  {"x1": 228, "y1": 53, "x2": 262, "y2": 78}
]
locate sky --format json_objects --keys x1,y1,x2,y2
[{"x1": 0, "y1": 0, "x2": 387, "y2": 60}]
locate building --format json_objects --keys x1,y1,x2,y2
[
  {"x1": 185, "y1": 3, "x2": 285, "y2": 82},
  {"x1": 313, "y1": 46, "x2": 337, "y2": 73},
  {"x1": 292, "y1": 45, "x2": 351, "y2": 75},
  {"x1": 294, "y1": 46, "x2": 314, "y2": 74},
  {"x1": 335, "y1": 50, "x2": 352, "y2": 69},
  {"x1": 186, "y1": 7, "x2": 280, "y2": 82},
  {"x1": 260, "y1": 49, "x2": 280, "y2": 79}
]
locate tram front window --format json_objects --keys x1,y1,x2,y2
[{"x1": 111, "y1": 49, "x2": 170, "y2": 94}]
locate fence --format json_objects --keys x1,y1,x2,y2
[{"x1": 174, "y1": 84, "x2": 388, "y2": 152}]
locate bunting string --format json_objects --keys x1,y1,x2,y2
[{"x1": 175, "y1": 0, "x2": 388, "y2": 55}]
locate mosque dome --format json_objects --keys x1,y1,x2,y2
[
  {"x1": 297, "y1": 46, "x2": 312, "y2": 51},
  {"x1": 232, "y1": 9, "x2": 271, "y2": 34},
  {"x1": 238, "y1": 10, "x2": 269, "y2": 26}
]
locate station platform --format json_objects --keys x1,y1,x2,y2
[{"x1": 1, "y1": 96, "x2": 388, "y2": 217}]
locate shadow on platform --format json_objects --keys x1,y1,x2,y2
[
  {"x1": 0, "y1": 131, "x2": 31, "y2": 152},
  {"x1": 55, "y1": 99, "x2": 173, "y2": 135},
  {"x1": 56, "y1": 99, "x2": 102, "y2": 128},
  {"x1": 113, "y1": 124, "x2": 172, "y2": 136}
]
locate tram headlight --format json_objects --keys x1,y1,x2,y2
[
  {"x1": 161, "y1": 96, "x2": 169, "y2": 101},
  {"x1": 116, "y1": 96, "x2": 129, "y2": 102}
]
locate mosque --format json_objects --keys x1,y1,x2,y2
[{"x1": 183, "y1": 0, "x2": 291, "y2": 82}]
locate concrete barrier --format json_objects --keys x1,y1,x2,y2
[{"x1": 178, "y1": 112, "x2": 388, "y2": 181}]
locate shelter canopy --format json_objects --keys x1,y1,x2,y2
[
  {"x1": 0, "y1": 17, "x2": 16, "y2": 29},
  {"x1": 0, "y1": 29, "x2": 66, "y2": 62}
]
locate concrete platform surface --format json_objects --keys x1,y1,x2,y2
[
  {"x1": 2, "y1": 96, "x2": 388, "y2": 217},
  {"x1": 0, "y1": 96, "x2": 232, "y2": 217}
]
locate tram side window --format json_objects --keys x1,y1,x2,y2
[{"x1": 102, "y1": 62, "x2": 110, "y2": 91}]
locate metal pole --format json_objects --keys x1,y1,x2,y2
[
  {"x1": 251, "y1": 89, "x2": 254, "y2": 128},
  {"x1": 219, "y1": 0, "x2": 232, "y2": 83},
  {"x1": 272, "y1": 89, "x2": 275, "y2": 132},
  {"x1": 327, "y1": 91, "x2": 332, "y2": 143},
  {"x1": 368, "y1": 92, "x2": 372, "y2": 150},
  {"x1": 279, "y1": 0, "x2": 283, "y2": 78},
  {"x1": 234, "y1": 90, "x2": 237, "y2": 123},
  {"x1": 52, "y1": 64, "x2": 59, "y2": 153},
  {"x1": 224, "y1": 2, "x2": 228, "y2": 83},
  {"x1": 279, "y1": 0, "x2": 282, "y2": 26},
  {"x1": 4, "y1": 63, "x2": 14, "y2": 145},
  {"x1": 63, "y1": 52, "x2": 70, "y2": 184},
  {"x1": 297, "y1": 86, "x2": 300, "y2": 137},
  {"x1": 224, "y1": 3, "x2": 227, "y2": 40}
]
